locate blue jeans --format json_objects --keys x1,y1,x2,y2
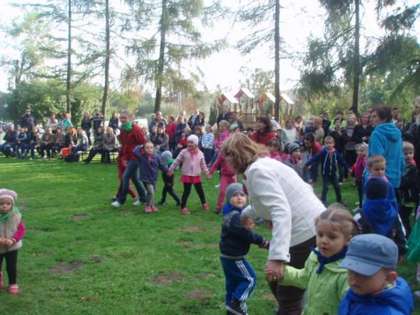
[
  {"x1": 220, "y1": 256, "x2": 256, "y2": 309},
  {"x1": 117, "y1": 160, "x2": 146, "y2": 204}
]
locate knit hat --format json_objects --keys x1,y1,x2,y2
[
  {"x1": 0, "y1": 189, "x2": 17, "y2": 204},
  {"x1": 160, "y1": 150, "x2": 173, "y2": 165},
  {"x1": 286, "y1": 142, "x2": 300, "y2": 154},
  {"x1": 226, "y1": 183, "x2": 245, "y2": 203},
  {"x1": 365, "y1": 177, "x2": 388, "y2": 200},
  {"x1": 187, "y1": 134, "x2": 199, "y2": 146}
]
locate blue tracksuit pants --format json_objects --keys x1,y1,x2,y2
[{"x1": 220, "y1": 256, "x2": 256, "y2": 308}]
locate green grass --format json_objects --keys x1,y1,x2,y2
[{"x1": 0, "y1": 157, "x2": 418, "y2": 314}]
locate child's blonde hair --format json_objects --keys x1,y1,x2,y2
[
  {"x1": 367, "y1": 155, "x2": 386, "y2": 169},
  {"x1": 315, "y1": 203, "x2": 358, "y2": 239},
  {"x1": 403, "y1": 141, "x2": 414, "y2": 153}
]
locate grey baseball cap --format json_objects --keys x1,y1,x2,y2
[{"x1": 340, "y1": 234, "x2": 398, "y2": 276}]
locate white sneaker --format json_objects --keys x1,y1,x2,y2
[
  {"x1": 111, "y1": 201, "x2": 122, "y2": 208},
  {"x1": 214, "y1": 184, "x2": 220, "y2": 188},
  {"x1": 133, "y1": 200, "x2": 141, "y2": 206}
]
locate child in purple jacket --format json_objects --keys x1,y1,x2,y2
[{"x1": 134, "y1": 142, "x2": 159, "y2": 213}]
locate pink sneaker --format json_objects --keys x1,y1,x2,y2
[
  {"x1": 144, "y1": 206, "x2": 153, "y2": 213},
  {"x1": 180, "y1": 207, "x2": 190, "y2": 215},
  {"x1": 202, "y1": 203, "x2": 209, "y2": 211},
  {"x1": 0, "y1": 272, "x2": 3, "y2": 289},
  {"x1": 8, "y1": 284, "x2": 19, "y2": 295},
  {"x1": 151, "y1": 206, "x2": 158, "y2": 212}
]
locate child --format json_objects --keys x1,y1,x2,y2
[
  {"x1": 284, "y1": 142, "x2": 304, "y2": 178},
  {"x1": 352, "y1": 143, "x2": 368, "y2": 207},
  {"x1": 214, "y1": 120, "x2": 230, "y2": 155},
  {"x1": 134, "y1": 142, "x2": 159, "y2": 213},
  {"x1": 268, "y1": 139, "x2": 286, "y2": 162},
  {"x1": 356, "y1": 177, "x2": 406, "y2": 257},
  {"x1": 0, "y1": 189, "x2": 25, "y2": 295},
  {"x1": 306, "y1": 136, "x2": 346, "y2": 205},
  {"x1": 219, "y1": 183, "x2": 269, "y2": 315},
  {"x1": 201, "y1": 124, "x2": 215, "y2": 166},
  {"x1": 158, "y1": 151, "x2": 180, "y2": 206},
  {"x1": 339, "y1": 234, "x2": 414, "y2": 315},
  {"x1": 209, "y1": 152, "x2": 237, "y2": 214},
  {"x1": 281, "y1": 204, "x2": 357, "y2": 315},
  {"x1": 365, "y1": 155, "x2": 397, "y2": 203},
  {"x1": 16, "y1": 127, "x2": 28, "y2": 159},
  {"x1": 399, "y1": 141, "x2": 419, "y2": 235},
  {"x1": 168, "y1": 134, "x2": 209, "y2": 215}
]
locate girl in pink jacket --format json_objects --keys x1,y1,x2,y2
[
  {"x1": 209, "y1": 152, "x2": 237, "y2": 214},
  {"x1": 168, "y1": 135, "x2": 209, "y2": 215}
]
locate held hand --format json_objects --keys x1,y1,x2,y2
[
  {"x1": 259, "y1": 240, "x2": 270, "y2": 249},
  {"x1": 0, "y1": 237, "x2": 5, "y2": 245},
  {"x1": 265, "y1": 260, "x2": 285, "y2": 282},
  {"x1": 5, "y1": 239, "x2": 14, "y2": 247},
  {"x1": 207, "y1": 174, "x2": 212, "y2": 180},
  {"x1": 167, "y1": 171, "x2": 173, "y2": 177}
]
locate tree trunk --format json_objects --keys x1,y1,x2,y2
[
  {"x1": 274, "y1": 0, "x2": 280, "y2": 121},
  {"x1": 102, "y1": 0, "x2": 110, "y2": 119},
  {"x1": 66, "y1": 0, "x2": 72, "y2": 114},
  {"x1": 154, "y1": 0, "x2": 168, "y2": 113},
  {"x1": 351, "y1": 0, "x2": 360, "y2": 115}
]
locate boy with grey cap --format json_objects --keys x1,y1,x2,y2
[{"x1": 338, "y1": 234, "x2": 413, "y2": 315}]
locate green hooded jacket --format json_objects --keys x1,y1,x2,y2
[{"x1": 282, "y1": 251, "x2": 349, "y2": 315}]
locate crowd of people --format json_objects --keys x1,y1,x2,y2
[{"x1": 2, "y1": 96, "x2": 420, "y2": 315}]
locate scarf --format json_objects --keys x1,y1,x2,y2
[
  {"x1": 0, "y1": 207, "x2": 20, "y2": 224},
  {"x1": 313, "y1": 246, "x2": 347, "y2": 274},
  {"x1": 121, "y1": 121, "x2": 133, "y2": 132},
  {"x1": 222, "y1": 204, "x2": 243, "y2": 216}
]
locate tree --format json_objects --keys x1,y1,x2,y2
[
  {"x1": 299, "y1": 1, "x2": 419, "y2": 114},
  {"x1": 101, "y1": 0, "x2": 110, "y2": 118},
  {"x1": 126, "y1": 0, "x2": 225, "y2": 113},
  {"x1": 237, "y1": 0, "x2": 285, "y2": 121},
  {"x1": 66, "y1": 0, "x2": 72, "y2": 113}
]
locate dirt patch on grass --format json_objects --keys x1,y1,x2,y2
[
  {"x1": 71, "y1": 213, "x2": 90, "y2": 221},
  {"x1": 196, "y1": 272, "x2": 215, "y2": 280},
  {"x1": 90, "y1": 255, "x2": 103, "y2": 263},
  {"x1": 179, "y1": 225, "x2": 206, "y2": 233},
  {"x1": 177, "y1": 239, "x2": 194, "y2": 248},
  {"x1": 186, "y1": 289, "x2": 212, "y2": 303},
  {"x1": 152, "y1": 271, "x2": 184, "y2": 285},
  {"x1": 50, "y1": 260, "x2": 84, "y2": 274}
]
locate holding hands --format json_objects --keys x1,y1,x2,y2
[
  {"x1": 265, "y1": 260, "x2": 285, "y2": 282},
  {"x1": 0, "y1": 237, "x2": 14, "y2": 247}
]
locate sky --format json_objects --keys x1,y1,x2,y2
[{"x1": 0, "y1": 0, "x2": 419, "y2": 95}]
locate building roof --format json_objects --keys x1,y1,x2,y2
[{"x1": 235, "y1": 87, "x2": 254, "y2": 100}]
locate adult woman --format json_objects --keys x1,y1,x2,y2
[
  {"x1": 222, "y1": 133, "x2": 325, "y2": 315},
  {"x1": 249, "y1": 116, "x2": 277, "y2": 146},
  {"x1": 369, "y1": 105, "x2": 404, "y2": 189}
]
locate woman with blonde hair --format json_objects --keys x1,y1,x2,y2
[{"x1": 222, "y1": 133, "x2": 326, "y2": 315}]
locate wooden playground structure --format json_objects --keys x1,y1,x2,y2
[{"x1": 216, "y1": 88, "x2": 295, "y2": 128}]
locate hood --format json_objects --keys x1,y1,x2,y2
[
  {"x1": 374, "y1": 123, "x2": 401, "y2": 142},
  {"x1": 363, "y1": 198, "x2": 397, "y2": 236},
  {"x1": 343, "y1": 278, "x2": 413, "y2": 315}
]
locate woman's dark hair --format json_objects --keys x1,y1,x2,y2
[
  {"x1": 373, "y1": 106, "x2": 392, "y2": 122},
  {"x1": 256, "y1": 116, "x2": 272, "y2": 133}
]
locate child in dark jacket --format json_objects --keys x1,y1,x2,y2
[
  {"x1": 158, "y1": 151, "x2": 180, "y2": 206},
  {"x1": 339, "y1": 234, "x2": 413, "y2": 315},
  {"x1": 399, "y1": 141, "x2": 419, "y2": 236},
  {"x1": 306, "y1": 136, "x2": 347, "y2": 205},
  {"x1": 355, "y1": 177, "x2": 406, "y2": 257},
  {"x1": 134, "y1": 142, "x2": 159, "y2": 213},
  {"x1": 219, "y1": 183, "x2": 269, "y2": 315}
]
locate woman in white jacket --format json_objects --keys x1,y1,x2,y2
[{"x1": 222, "y1": 133, "x2": 326, "y2": 315}]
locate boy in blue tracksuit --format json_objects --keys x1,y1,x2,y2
[
  {"x1": 219, "y1": 183, "x2": 269, "y2": 315},
  {"x1": 305, "y1": 135, "x2": 347, "y2": 205},
  {"x1": 339, "y1": 234, "x2": 413, "y2": 315}
]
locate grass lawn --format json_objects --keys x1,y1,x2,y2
[{"x1": 0, "y1": 157, "x2": 419, "y2": 314}]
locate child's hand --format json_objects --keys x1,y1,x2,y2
[
  {"x1": 167, "y1": 171, "x2": 173, "y2": 177},
  {"x1": 207, "y1": 174, "x2": 212, "y2": 180},
  {"x1": 0, "y1": 237, "x2": 7, "y2": 246},
  {"x1": 5, "y1": 239, "x2": 14, "y2": 247},
  {"x1": 259, "y1": 240, "x2": 270, "y2": 249}
]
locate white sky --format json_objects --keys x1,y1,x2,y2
[{"x1": 0, "y1": 0, "x2": 418, "y2": 94}]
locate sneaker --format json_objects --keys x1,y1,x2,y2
[
  {"x1": 144, "y1": 206, "x2": 153, "y2": 213},
  {"x1": 180, "y1": 208, "x2": 190, "y2": 215},
  {"x1": 151, "y1": 206, "x2": 159, "y2": 212},
  {"x1": 202, "y1": 203, "x2": 209, "y2": 211},
  {"x1": 133, "y1": 199, "x2": 141, "y2": 206},
  {"x1": 111, "y1": 200, "x2": 122, "y2": 208},
  {"x1": 226, "y1": 299, "x2": 246, "y2": 315},
  {"x1": 0, "y1": 272, "x2": 3, "y2": 289},
  {"x1": 8, "y1": 284, "x2": 19, "y2": 295}
]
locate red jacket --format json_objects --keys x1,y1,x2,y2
[
  {"x1": 249, "y1": 131, "x2": 277, "y2": 146},
  {"x1": 166, "y1": 122, "x2": 177, "y2": 141},
  {"x1": 210, "y1": 153, "x2": 236, "y2": 177},
  {"x1": 118, "y1": 124, "x2": 146, "y2": 161}
]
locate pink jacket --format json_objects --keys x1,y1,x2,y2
[
  {"x1": 209, "y1": 153, "x2": 235, "y2": 177},
  {"x1": 169, "y1": 148, "x2": 209, "y2": 177},
  {"x1": 352, "y1": 155, "x2": 367, "y2": 180}
]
